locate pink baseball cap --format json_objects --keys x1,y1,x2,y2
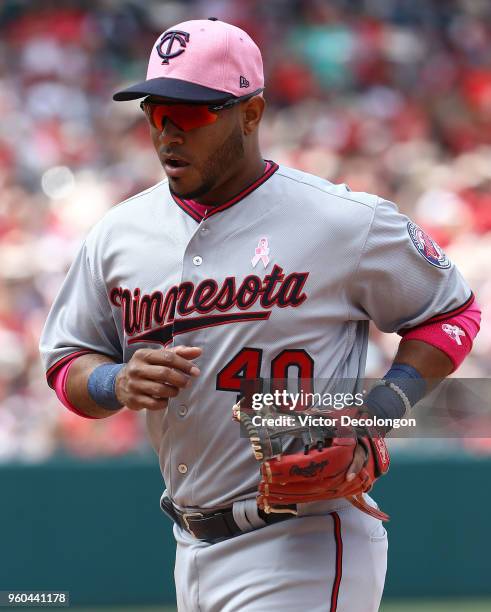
[{"x1": 113, "y1": 18, "x2": 264, "y2": 103}]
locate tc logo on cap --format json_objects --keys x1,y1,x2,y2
[{"x1": 156, "y1": 30, "x2": 190, "y2": 65}]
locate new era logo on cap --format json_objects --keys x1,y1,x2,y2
[{"x1": 240, "y1": 75, "x2": 250, "y2": 88}]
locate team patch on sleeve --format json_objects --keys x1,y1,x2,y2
[{"x1": 407, "y1": 222, "x2": 450, "y2": 269}]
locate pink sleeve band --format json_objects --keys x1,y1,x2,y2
[
  {"x1": 400, "y1": 298, "x2": 481, "y2": 372},
  {"x1": 53, "y1": 356, "x2": 100, "y2": 420}
]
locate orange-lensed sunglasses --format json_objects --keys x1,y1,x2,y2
[{"x1": 140, "y1": 88, "x2": 263, "y2": 132}]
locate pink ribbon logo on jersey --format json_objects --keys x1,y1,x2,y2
[
  {"x1": 442, "y1": 323, "x2": 465, "y2": 346},
  {"x1": 251, "y1": 237, "x2": 270, "y2": 268}
]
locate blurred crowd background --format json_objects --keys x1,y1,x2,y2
[{"x1": 0, "y1": 0, "x2": 490, "y2": 461}]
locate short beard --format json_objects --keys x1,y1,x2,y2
[{"x1": 169, "y1": 123, "x2": 245, "y2": 201}]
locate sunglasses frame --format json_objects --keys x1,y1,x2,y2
[
  {"x1": 207, "y1": 88, "x2": 264, "y2": 111},
  {"x1": 140, "y1": 88, "x2": 264, "y2": 130}
]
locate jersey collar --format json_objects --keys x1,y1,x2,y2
[{"x1": 171, "y1": 160, "x2": 279, "y2": 222}]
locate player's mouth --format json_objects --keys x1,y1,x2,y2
[{"x1": 163, "y1": 154, "x2": 191, "y2": 178}]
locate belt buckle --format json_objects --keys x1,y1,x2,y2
[{"x1": 182, "y1": 511, "x2": 204, "y2": 537}]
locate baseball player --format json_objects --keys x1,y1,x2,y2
[{"x1": 40, "y1": 18, "x2": 480, "y2": 612}]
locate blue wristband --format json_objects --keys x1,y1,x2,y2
[
  {"x1": 365, "y1": 363, "x2": 426, "y2": 420},
  {"x1": 87, "y1": 363, "x2": 125, "y2": 410}
]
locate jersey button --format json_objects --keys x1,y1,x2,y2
[
  {"x1": 200, "y1": 226, "x2": 209, "y2": 234},
  {"x1": 193, "y1": 256, "x2": 203, "y2": 266},
  {"x1": 178, "y1": 404, "x2": 188, "y2": 417},
  {"x1": 178, "y1": 463, "x2": 188, "y2": 474}
]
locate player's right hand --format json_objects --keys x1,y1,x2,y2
[{"x1": 115, "y1": 345, "x2": 202, "y2": 411}]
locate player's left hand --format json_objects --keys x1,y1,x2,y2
[{"x1": 346, "y1": 444, "x2": 368, "y2": 482}]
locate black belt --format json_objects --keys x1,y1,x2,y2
[{"x1": 160, "y1": 496, "x2": 297, "y2": 542}]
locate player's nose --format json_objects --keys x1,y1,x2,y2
[{"x1": 159, "y1": 117, "x2": 185, "y2": 146}]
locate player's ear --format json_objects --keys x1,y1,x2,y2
[{"x1": 241, "y1": 95, "x2": 265, "y2": 135}]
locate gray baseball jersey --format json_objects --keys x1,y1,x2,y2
[{"x1": 40, "y1": 162, "x2": 470, "y2": 510}]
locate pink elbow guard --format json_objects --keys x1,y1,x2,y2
[
  {"x1": 400, "y1": 295, "x2": 481, "y2": 372},
  {"x1": 53, "y1": 356, "x2": 99, "y2": 420}
]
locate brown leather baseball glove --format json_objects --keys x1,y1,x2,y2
[{"x1": 233, "y1": 399, "x2": 390, "y2": 521}]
